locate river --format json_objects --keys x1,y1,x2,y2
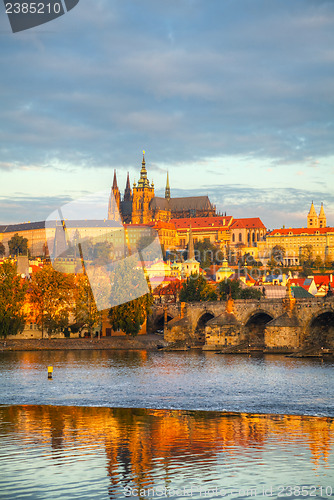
[{"x1": 0, "y1": 349, "x2": 333, "y2": 498}]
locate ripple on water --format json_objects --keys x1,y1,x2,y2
[{"x1": 1, "y1": 406, "x2": 332, "y2": 499}]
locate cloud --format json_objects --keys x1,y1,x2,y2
[
  {"x1": 0, "y1": 195, "x2": 73, "y2": 224},
  {"x1": 0, "y1": 0, "x2": 333, "y2": 225},
  {"x1": 158, "y1": 184, "x2": 334, "y2": 230}
]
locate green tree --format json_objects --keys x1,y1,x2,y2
[
  {"x1": 194, "y1": 240, "x2": 223, "y2": 269},
  {"x1": 299, "y1": 244, "x2": 313, "y2": 277},
  {"x1": 108, "y1": 293, "x2": 153, "y2": 336},
  {"x1": 0, "y1": 242, "x2": 5, "y2": 257},
  {"x1": 240, "y1": 287, "x2": 262, "y2": 299},
  {"x1": 218, "y1": 279, "x2": 261, "y2": 300},
  {"x1": 8, "y1": 233, "x2": 28, "y2": 257},
  {"x1": 29, "y1": 265, "x2": 74, "y2": 338},
  {"x1": 239, "y1": 253, "x2": 262, "y2": 267},
  {"x1": 313, "y1": 255, "x2": 323, "y2": 270},
  {"x1": 269, "y1": 245, "x2": 286, "y2": 268},
  {"x1": 74, "y1": 273, "x2": 100, "y2": 337},
  {"x1": 179, "y1": 274, "x2": 217, "y2": 302},
  {"x1": 218, "y1": 279, "x2": 243, "y2": 300},
  {"x1": 0, "y1": 261, "x2": 27, "y2": 338},
  {"x1": 107, "y1": 255, "x2": 154, "y2": 336},
  {"x1": 299, "y1": 245, "x2": 313, "y2": 266}
]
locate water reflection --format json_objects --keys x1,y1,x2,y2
[{"x1": 0, "y1": 406, "x2": 333, "y2": 499}]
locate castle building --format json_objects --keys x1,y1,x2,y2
[
  {"x1": 259, "y1": 202, "x2": 334, "y2": 266},
  {"x1": 0, "y1": 153, "x2": 270, "y2": 260},
  {"x1": 108, "y1": 152, "x2": 216, "y2": 225}
]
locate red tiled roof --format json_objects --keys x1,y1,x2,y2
[
  {"x1": 171, "y1": 216, "x2": 232, "y2": 231},
  {"x1": 289, "y1": 278, "x2": 307, "y2": 286},
  {"x1": 230, "y1": 218, "x2": 266, "y2": 230},
  {"x1": 313, "y1": 275, "x2": 332, "y2": 285},
  {"x1": 269, "y1": 227, "x2": 334, "y2": 236},
  {"x1": 146, "y1": 221, "x2": 177, "y2": 230}
]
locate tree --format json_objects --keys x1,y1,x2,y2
[
  {"x1": 324, "y1": 256, "x2": 333, "y2": 269},
  {"x1": 269, "y1": 245, "x2": 286, "y2": 268},
  {"x1": 240, "y1": 287, "x2": 262, "y2": 299},
  {"x1": 194, "y1": 240, "x2": 222, "y2": 269},
  {"x1": 28, "y1": 265, "x2": 74, "y2": 338},
  {"x1": 314, "y1": 256, "x2": 323, "y2": 270},
  {"x1": 299, "y1": 245, "x2": 313, "y2": 266},
  {"x1": 74, "y1": 273, "x2": 100, "y2": 337},
  {"x1": 179, "y1": 274, "x2": 217, "y2": 302},
  {"x1": 8, "y1": 233, "x2": 28, "y2": 257},
  {"x1": 299, "y1": 245, "x2": 313, "y2": 277},
  {"x1": 107, "y1": 255, "x2": 154, "y2": 336},
  {"x1": 0, "y1": 242, "x2": 5, "y2": 257},
  {"x1": 108, "y1": 293, "x2": 153, "y2": 336},
  {"x1": 218, "y1": 279, "x2": 243, "y2": 300},
  {"x1": 239, "y1": 253, "x2": 262, "y2": 267},
  {"x1": 218, "y1": 279, "x2": 261, "y2": 300},
  {"x1": 0, "y1": 261, "x2": 27, "y2": 338}
]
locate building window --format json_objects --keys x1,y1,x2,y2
[{"x1": 239, "y1": 233, "x2": 242, "y2": 242}]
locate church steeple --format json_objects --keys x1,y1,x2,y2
[
  {"x1": 131, "y1": 151, "x2": 155, "y2": 224},
  {"x1": 165, "y1": 171, "x2": 170, "y2": 200},
  {"x1": 108, "y1": 169, "x2": 121, "y2": 221},
  {"x1": 307, "y1": 201, "x2": 318, "y2": 228},
  {"x1": 112, "y1": 169, "x2": 118, "y2": 190},
  {"x1": 124, "y1": 172, "x2": 132, "y2": 202},
  {"x1": 137, "y1": 151, "x2": 150, "y2": 188},
  {"x1": 318, "y1": 202, "x2": 326, "y2": 228}
]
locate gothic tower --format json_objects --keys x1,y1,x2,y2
[
  {"x1": 307, "y1": 201, "x2": 318, "y2": 228},
  {"x1": 120, "y1": 172, "x2": 133, "y2": 223},
  {"x1": 165, "y1": 172, "x2": 171, "y2": 201},
  {"x1": 124, "y1": 172, "x2": 132, "y2": 202},
  {"x1": 131, "y1": 152, "x2": 155, "y2": 224},
  {"x1": 108, "y1": 170, "x2": 121, "y2": 221},
  {"x1": 318, "y1": 202, "x2": 326, "y2": 228}
]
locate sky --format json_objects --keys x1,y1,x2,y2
[{"x1": 0, "y1": 0, "x2": 333, "y2": 229}]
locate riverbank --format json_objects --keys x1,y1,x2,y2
[{"x1": 0, "y1": 335, "x2": 168, "y2": 351}]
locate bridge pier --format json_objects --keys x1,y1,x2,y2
[{"x1": 151, "y1": 296, "x2": 334, "y2": 353}]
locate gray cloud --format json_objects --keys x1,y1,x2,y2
[
  {"x1": 0, "y1": 195, "x2": 73, "y2": 224},
  {"x1": 0, "y1": 0, "x2": 333, "y2": 171},
  {"x1": 157, "y1": 185, "x2": 334, "y2": 230}
]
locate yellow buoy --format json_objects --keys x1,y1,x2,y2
[{"x1": 47, "y1": 366, "x2": 53, "y2": 379}]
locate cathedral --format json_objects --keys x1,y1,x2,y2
[{"x1": 108, "y1": 152, "x2": 216, "y2": 224}]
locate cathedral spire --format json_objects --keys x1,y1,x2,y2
[
  {"x1": 165, "y1": 171, "x2": 170, "y2": 200},
  {"x1": 108, "y1": 169, "x2": 121, "y2": 220},
  {"x1": 138, "y1": 150, "x2": 150, "y2": 188},
  {"x1": 124, "y1": 172, "x2": 132, "y2": 202},
  {"x1": 112, "y1": 169, "x2": 118, "y2": 190}
]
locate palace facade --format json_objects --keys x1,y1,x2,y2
[{"x1": 258, "y1": 202, "x2": 334, "y2": 266}]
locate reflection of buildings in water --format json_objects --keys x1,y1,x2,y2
[{"x1": 1, "y1": 406, "x2": 333, "y2": 494}]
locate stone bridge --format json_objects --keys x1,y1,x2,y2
[{"x1": 149, "y1": 296, "x2": 334, "y2": 351}]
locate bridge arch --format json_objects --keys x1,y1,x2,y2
[
  {"x1": 153, "y1": 313, "x2": 175, "y2": 333},
  {"x1": 195, "y1": 311, "x2": 215, "y2": 346},
  {"x1": 306, "y1": 309, "x2": 334, "y2": 349},
  {"x1": 244, "y1": 310, "x2": 274, "y2": 347}
]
